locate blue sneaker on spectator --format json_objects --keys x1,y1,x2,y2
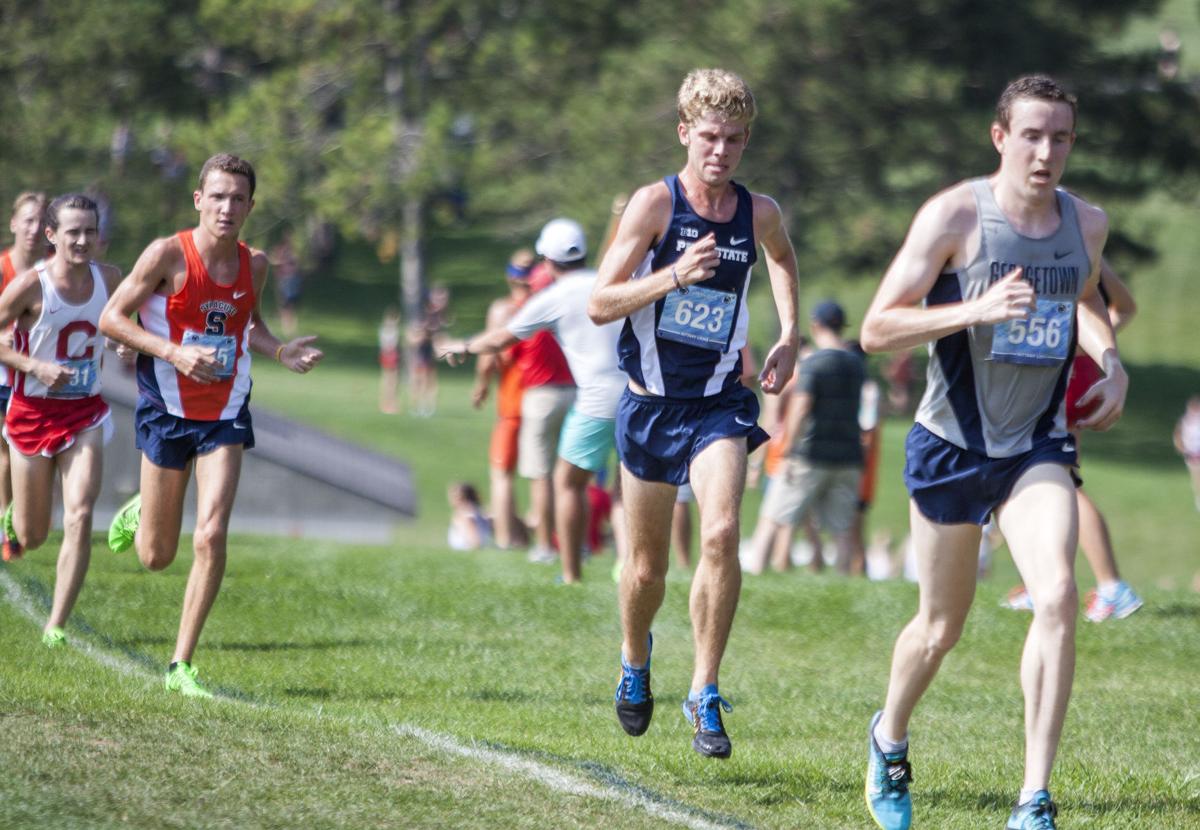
[
  {"x1": 865, "y1": 710, "x2": 912, "y2": 830},
  {"x1": 1006, "y1": 790, "x2": 1057, "y2": 830}
]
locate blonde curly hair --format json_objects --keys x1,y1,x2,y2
[{"x1": 677, "y1": 69, "x2": 757, "y2": 127}]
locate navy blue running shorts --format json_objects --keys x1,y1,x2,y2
[
  {"x1": 904, "y1": 422, "x2": 1079, "y2": 526},
  {"x1": 616, "y1": 383, "x2": 769, "y2": 486},
  {"x1": 135, "y1": 398, "x2": 255, "y2": 470},
  {"x1": 0, "y1": 384, "x2": 10, "y2": 416}
]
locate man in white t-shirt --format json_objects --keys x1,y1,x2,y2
[{"x1": 442, "y1": 218, "x2": 626, "y2": 583}]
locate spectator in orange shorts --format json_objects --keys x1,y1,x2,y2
[{"x1": 472, "y1": 250, "x2": 535, "y2": 549}]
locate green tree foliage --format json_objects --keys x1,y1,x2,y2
[{"x1": 0, "y1": 0, "x2": 1195, "y2": 292}]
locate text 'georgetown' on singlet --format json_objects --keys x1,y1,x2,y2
[
  {"x1": 618, "y1": 175, "x2": 757, "y2": 399},
  {"x1": 136, "y1": 229, "x2": 256, "y2": 421},
  {"x1": 13, "y1": 261, "x2": 108, "y2": 400},
  {"x1": 916, "y1": 179, "x2": 1090, "y2": 458}
]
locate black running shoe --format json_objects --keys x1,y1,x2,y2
[
  {"x1": 682, "y1": 684, "x2": 732, "y2": 758},
  {"x1": 614, "y1": 633, "x2": 654, "y2": 736}
]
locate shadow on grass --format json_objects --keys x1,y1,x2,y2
[
  {"x1": 206, "y1": 637, "x2": 379, "y2": 652},
  {"x1": 1146, "y1": 602, "x2": 1200, "y2": 618}
]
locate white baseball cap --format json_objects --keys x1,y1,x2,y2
[{"x1": 535, "y1": 218, "x2": 587, "y2": 264}]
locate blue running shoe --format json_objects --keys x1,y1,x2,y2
[
  {"x1": 682, "y1": 684, "x2": 733, "y2": 759},
  {"x1": 1006, "y1": 790, "x2": 1057, "y2": 830},
  {"x1": 865, "y1": 710, "x2": 912, "y2": 830},
  {"x1": 614, "y1": 633, "x2": 653, "y2": 736},
  {"x1": 1084, "y1": 581, "x2": 1143, "y2": 622}
]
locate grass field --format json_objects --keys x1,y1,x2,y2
[
  {"x1": 4, "y1": 164, "x2": 1200, "y2": 826},
  {"x1": 2, "y1": 346, "x2": 1198, "y2": 828}
]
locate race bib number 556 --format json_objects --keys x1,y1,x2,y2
[{"x1": 990, "y1": 299, "x2": 1074, "y2": 367}]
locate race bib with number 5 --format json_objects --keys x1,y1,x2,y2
[
  {"x1": 990, "y1": 299, "x2": 1074, "y2": 367},
  {"x1": 658, "y1": 285, "x2": 738, "y2": 351},
  {"x1": 182, "y1": 330, "x2": 237, "y2": 378}
]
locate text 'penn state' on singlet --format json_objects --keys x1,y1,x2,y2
[
  {"x1": 618, "y1": 175, "x2": 757, "y2": 399},
  {"x1": 13, "y1": 261, "x2": 108, "y2": 400},
  {"x1": 136, "y1": 229, "x2": 256, "y2": 421},
  {"x1": 915, "y1": 178, "x2": 1090, "y2": 458}
]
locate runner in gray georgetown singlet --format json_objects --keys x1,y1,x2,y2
[{"x1": 915, "y1": 178, "x2": 1091, "y2": 458}]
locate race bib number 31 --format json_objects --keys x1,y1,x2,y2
[
  {"x1": 658, "y1": 285, "x2": 738, "y2": 351},
  {"x1": 990, "y1": 299, "x2": 1074, "y2": 367},
  {"x1": 51, "y1": 358, "x2": 99, "y2": 398},
  {"x1": 182, "y1": 331, "x2": 237, "y2": 378}
]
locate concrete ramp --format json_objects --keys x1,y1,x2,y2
[{"x1": 94, "y1": 361, "x2": 416, "y2": 543}]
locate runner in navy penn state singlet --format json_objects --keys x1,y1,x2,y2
[
  {"x1": 859, "y1": 76, "x2": 1128, "y2": 830},
  {"x1": 590, "y1": 68, "x2": 800, "y2": 760}
]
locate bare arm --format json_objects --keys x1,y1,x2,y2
[
  {"x1": 778, "y1": 390, "x2": 813, "y2": 455},
  {"x1": 1097, "y1": 257, "x2": 1137, "y2": 333},
  {"x1": 752, "y1": 194, "x2": 799, "y2": 393},
  {"x1": 588, "y1": 183, "x2": 720, "y2": 324},
  {"x1": 247, "y1": 250, "x2": 323, "y2": 374},
  {"x1": 0, "y1": 271, "x2": 73, "y2": 390},
  {"x1": 861, "y1": 186, "x2": 1036, "y2": 353},
  {"x1": 1070, "y1": 201, "x2": 1126, "y2": 431},
  {"x1": 471, "y1": 298, "x2": 516, "y2": 407},
  {"x1": 99, "y1": 236, "x2": 224, "y2": 383}
]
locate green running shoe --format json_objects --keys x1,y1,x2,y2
[
  {"x1": 108, "y1": 493, "x2": 142, "y2": 554},
  {"x1": 2, "y1": 503, "x2": 22, "y2": 562},
  {"x1": 42, "y1": 626, "x2": 67, "y2": 649},
  {"x1": 164, "y1": 661, "x2": 213, "y2": 699}
]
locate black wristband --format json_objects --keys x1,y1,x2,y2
[{"x1": 672, "y1": 266, "x2": 689, "y2": 295}]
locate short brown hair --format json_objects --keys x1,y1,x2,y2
[
  {"x1": 45, "y1": 193, "x2": 99, "y2": 231},
  {"x1": 11, "y1": 191, "x2": 47, "y2": 218},
  {"x1": 995, "y1": 75, "x2": 1077, "y2": 131},
  {"x1": 677, "y1": 69, "x2": 757, "y2": 127},
  {"x1": 198, "y1": 153, "x2": 256, "y2": 198}
]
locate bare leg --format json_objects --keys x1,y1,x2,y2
[
  {"x1": 1188, "y1": 462, "x2": 1200, "y2": 511},
  {"x1": 8, "y1": 445, "x2": 56, "y2": 553},
  {"x1": 746, "y1": 511, "x2": 782, "y2": 575},
  {"x1": 996, "y1": 464, "x2": 1079, "y2": 793},
  {"x1": 0, "y1": 436, "x2": 11, "y2": 513},
  {"x1": 1076, "y1": 488, "x2": 1119, "y2": 584},
  {"x1": 136, "y1": 455, "x2": 191, "y2": 572},
  {"x1": 529, "y1": 475, "x2": 555, "y2": 554},
  {"x1": 172, "y1": 445, "x2": 242, "y2": 664},
  {"x1": 771, "y1": 521, "x2": 797, "y2": 572},
  {"x1": 618, "y1": 465, "x2": 675, "y2": 666},
  {"x1": 687, "y1": 438, "x2": 747, "y2": 692},
  {"x1": 489, "y1": 466, "x2": 525, "y2": 549},
  {"x1": 671, "y1": 500, "x2": 693, "y2": 569},
  {"x1": 878, "y1": 502, "x2": 980, "y2": 743},
  {"x1": 45, "y1": 430, "x2": 104, "y2": 630},
  {"x1": 554, "y1": 458, "x2": 592, "y2": 583},
  {"x1": 610, "y1": 474, "x2": 628, "y2": 566}
]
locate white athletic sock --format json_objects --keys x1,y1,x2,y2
[
  {"x1": 873, "y1": 722, "x2": 908, "y2": 755},
  {"x1": 1098, "y1": 580, "x2": 1122, "y2": 599},
  {"x1": 1018, "y1": 787, "x2": 1044, "y2": 806}
]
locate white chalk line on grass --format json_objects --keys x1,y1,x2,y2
[
  {"x1": 1, "y1": 568, "x2": 748, "y2": 830},
  {"x1": 395, "y1": 724, "x2": 736, "y2": 830},
  {"x1": 1, "y1": 569, "x2": 156, "y2": 681}
]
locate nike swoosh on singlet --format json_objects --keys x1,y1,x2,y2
[
  {"x1": 729, "y1": 236, "x2": 748, "y2": 246},
  {"x1": 233, "y1": 290, "x2": 248, "y2": 299},
  {"x1": 1053, "y1": 250, "x2": 1072, "y2": 260}
]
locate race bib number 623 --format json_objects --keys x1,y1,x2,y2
[{"x1": 657, "y1": 285, "x2": 738, "y2": 351}]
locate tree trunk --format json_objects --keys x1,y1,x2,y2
[{"x1": 400, "y1": 194, "x2": 424, "y2": 323}]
